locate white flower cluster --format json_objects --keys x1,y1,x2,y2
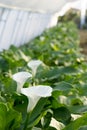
[{"x1": 12, "y1": 60, "x2": 52, "y2": 112}]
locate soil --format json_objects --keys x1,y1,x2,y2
[
  {"x1": 79, "y1": 29, "x2": 87, "y2": 55},
  {"x1": 80, "y1": 43, "x2": 87, "y2": 55}
]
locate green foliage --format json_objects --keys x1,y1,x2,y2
[
  {"x1": 53, "y1": 107, "x2": 71, "y2": 125},
  {"x1": 63, "y1": 113, "x2": 87, "y2": 130},
  {"x1": 0, "y1": 103, "x2": 22, "y2": 130},
  {"x1": 0, "y1": 21, "x2": 87, "y2": 129}
]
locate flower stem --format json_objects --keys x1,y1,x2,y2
[{"x1": 23, "y1": 113, "x2": 32, "y2": 130}]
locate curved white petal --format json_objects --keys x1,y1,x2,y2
[
  {"x1": 12, "y1": 72, "x2": 32, "y2": 93},
  {"x1": 50, "y1": 118, "x2": 65, "y2": 130},
  {"x1": 21, "y1": 85, "x2": 52, "y2": 112},
  {"x1": 12, "y1": 71, "x2": 32, "y2": 83},
  {"x1": 30, "y1": 85, "x2": 52, "y2": 97},
  {"x1": 21, "y1": 85, "x2": 52, "y2": 97},
  {"x1": 27, "y1": 60, "x2": 42, "y2": 76},
  {"x1": 27, "y1": 95, "x2": 40, "y2": 112}
]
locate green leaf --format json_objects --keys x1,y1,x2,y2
[
  {"x1": 50, "y1": 97, "x2": 61, "y2": 109},
  {"x1": 27, "y1": 98, "x2": 48, "y2": 128},
  {"x1": 41, "y1": 111, "x2": 52, "y2": 128},
  {"x1": 62, "y1": 66, "x2": 78, "y2": 74},
  {"x1": 63, "y1": 113, "x2": 87, "y2": 130},
  {"x1": 53, "y1": 107, "x2": 71, "y2": 125},
  {"x1": 54, "y1": 81, "x2": 73, "y2": 92},
  {"x1": 78, "y1": 125, "x2": 87, "y2": 130},
  {"x1": 69, "y1": 105, "x2": 87, "y2": 114},
  {"x1": 0, "y1": 103, "x2": 7, "y2": 130},
  {"x1": 0, "y1": 103, "x2": 22, "y2": 130}
]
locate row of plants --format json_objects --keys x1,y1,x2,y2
[
  {"x1": 0, "y1": 21, "x2": 87, "y2": 130},
  {"x1": 58, "y1": 9, "x2": 87, "y2": 29}
]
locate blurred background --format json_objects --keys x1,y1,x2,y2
[
  {"x1": 58, "y1": 0, "x2": 87, "y2": 55},
  {"x1": 0, "y1": 0, "x2": 87, "y2": 54}
]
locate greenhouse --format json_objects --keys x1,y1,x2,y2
[{"x1": 0, "y1": 0, "x2": 87, "y2": 130}]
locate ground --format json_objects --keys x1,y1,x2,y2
[{"x1": 79, "y1": 30, "x2": 87, "y2": 55}]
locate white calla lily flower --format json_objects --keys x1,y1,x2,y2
[
  {"x1": 12, "y1": 72, "x2": 32, "y2": 93},
  {"x1": 27, "y1": 60, "x2": 42, "y2": 76},
  {"x1": 21, "y1": 85, "x2": 52, "y2": 112}
]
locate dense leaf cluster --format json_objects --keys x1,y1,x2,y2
[{"x1": 0, "y1": 22, "x2": 87, "y2": 130}]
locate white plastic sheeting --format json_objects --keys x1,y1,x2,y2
[
  {"x1": 0, "y1": 8, "x2": 58, "y2": 51},
  {"x1": 80, "y1": 0, "x2": 87, "y2": 27},
  {"x1": 0, "y1": 0, "x2": 76, "y2": 13},
  {"x1": 57, "y1": 0, "x2": 80, "y2": 16},
  {"x1": 0, "y1": 0, "x2": 84, "y2": 51}
]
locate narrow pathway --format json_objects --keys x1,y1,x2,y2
[{"x1": 79, "y1": 29, "x2": 87, "y2": 55}]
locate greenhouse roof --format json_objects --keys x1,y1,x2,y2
[{"x1": 0, "y1": 0, "x2": 79, "y2": 13}]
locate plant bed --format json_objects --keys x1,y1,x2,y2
[{"x1": 0, "y1": 21, "x2": 87, "y2": 130}]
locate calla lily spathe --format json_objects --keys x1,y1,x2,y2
[
  {"x1": 27, "y1": 60, "x2": 42, "y2": 76},
  {"x1": 12, "y1": 72, "x2": 32, "y2": 93},
  {"x1": 21, "y1": 85, "x2": 52, "y2": 112}
]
